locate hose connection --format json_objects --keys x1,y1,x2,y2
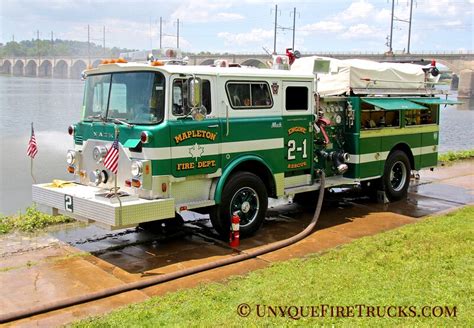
[{"x1": 320, "y1": 150, "x2": 350, "y2": 175}]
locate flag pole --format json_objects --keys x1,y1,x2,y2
[
  {"x1": 30, "y1": 122, "x2": 37, "y2": 184},
  {"x1": 113, "y1": 124, "x2": 123, "y2": 226}
]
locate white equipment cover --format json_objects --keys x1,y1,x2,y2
[{"x1": 291, "y1": 56, "x2": 438, "y2": 96}]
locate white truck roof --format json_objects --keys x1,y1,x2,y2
[{"x1": 85, "y1": 62, "x2": 314, "y2": 80}]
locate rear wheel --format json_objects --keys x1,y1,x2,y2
[
  {"x1": 382, "y1": 150, "x2": 411, "y2": 201},
  {"x1": 210, "y1": 172, "x2": 268, "y2": 239}
]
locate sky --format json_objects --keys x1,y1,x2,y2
[{"x1": 0, "y1": 0, "x2": 472, "y2": 54}]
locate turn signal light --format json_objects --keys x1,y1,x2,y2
[
  {"x1": 131, "y1": 179, "x2": 141, "y2": 188},
  {"x1": 68, "y1": 125, "x2": 75, "y2": 135},
  {"x1": 100, "y1": 58, "x2": 127, "y2": 65},
  {"x1": 67, "y1": 166, "x2": 75, "y2": 173},
  {"x1": 125, "y1": 179, "x2": 132, "y2": 187},
  {"x1": 161, "y1": 183, "x2": 167, "y2": 192}
]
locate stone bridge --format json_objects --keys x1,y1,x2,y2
[{"x1": 1, "y1": 51, "x2": 473, "y2": 79}]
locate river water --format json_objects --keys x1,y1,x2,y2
[{"x1": 0, "y1": 76, "x2": 473, "y2": 215}]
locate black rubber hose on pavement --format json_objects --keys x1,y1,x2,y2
[{"x1": 0, "y1": 172, "x2": 326, "y2": 324}]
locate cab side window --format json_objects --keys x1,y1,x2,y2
[
  {"x1": 286, "y1": 86, "x2": 308, "y2": 111},
  {"x1": 226, "y1": 82, "x2": 273, "y2": 109},
  {"x1": 172, "y1": 79, "x2": 212, "y2": 116}
]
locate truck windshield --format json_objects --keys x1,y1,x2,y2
[{"x1": 82, "y1": 72, "x2": 165, "y2": 124}]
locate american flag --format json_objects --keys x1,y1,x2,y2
[
  {"x1": 103, "y1": 137, "x2": 119, "y2": 174},
  {"x1": 27, "y1": 123, "x2": 38, "y2": 159}
]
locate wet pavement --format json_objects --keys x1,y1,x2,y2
[{"x1": 1, "y1": 160, "x2": 472, "y2": 327}]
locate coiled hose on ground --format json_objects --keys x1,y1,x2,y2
[{"x1": 0, "y1": 172, "x2": 326, "y2": 324}]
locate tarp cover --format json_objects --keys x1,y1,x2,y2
[{"x1": 291, "y1": 56, "x2": 439, "y2": 96}]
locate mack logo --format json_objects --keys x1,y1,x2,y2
[
  {"x1": 174, "y1": 130, "x2": 217, "y2": 144},
  {"x1": 271, "y1": 122, "x2": 282, "y2": 128},
  {"x1": 93, "y1": 131, "x2": 114, "y2": 138}
]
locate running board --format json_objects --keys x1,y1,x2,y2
[{"x1": 284, "y1": 176, "x2": 358, "y2": 196}]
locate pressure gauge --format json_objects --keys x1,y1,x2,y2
[{"x1": 335, "y1": 114, "x2": 342, "y2": 124}]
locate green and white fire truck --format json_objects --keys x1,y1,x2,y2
[{"x1": 32, "y1": 51, "x2": 457, "y2": 238}]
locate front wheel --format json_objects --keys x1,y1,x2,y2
[
  {"x1": 210, "y1": 172, "x2": 268, "y2": 239},
  {"x1": 382, "y1": 150, "x2": 411, "y2": 201}
]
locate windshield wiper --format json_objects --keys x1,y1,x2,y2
[
  {"x1": 87, "y1": 114, "x2": 108, "y2": 122},
  {"x1": 112, "y1": 118, "x2": 134, "y2": 127}
]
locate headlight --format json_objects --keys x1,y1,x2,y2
[
  {"x1": 90, "y1": 169, "x2": 102, "y2": 186},
  {"x1": 66, "y1": 150, "x2": 76, "y2": 165},
  {"x1": 93, "y1": 146, "x2": 107, "y2": 163},
  {"x1": 131, "y1": 161, "x2": 143, "y2": 177}
]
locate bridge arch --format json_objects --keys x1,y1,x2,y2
[
  {"x1": 13, "y1": 60, "x2": 24, "y2": 76},
  {"x1": 25, "y1": 60, "x2": 38, "y2": 77},
  {"x1": 240, "y1": 58, "x2": 267, "y2": 68},
  {"x1": 434, "y1": 58, "x2": 474, "y2": 75},
  {"x1": 1, "y1": 60, "x2": 12, "y2": 74},
  {"x1": 54, "y1": 60, "x2": 69, "y2": 79},
  {"x1": 38, "y1": 60, "x2": 52, "y2": 77},
  {"x1": 70, "y1": 60, "x2": 87, "y2": 79}
]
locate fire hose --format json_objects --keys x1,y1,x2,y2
[{"x1": 0, "y1": 172, "x2": 326, "y2": 324}]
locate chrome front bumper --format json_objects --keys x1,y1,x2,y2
[{"x1": 32, "y1": 183, "x2": 175, "y2": 229}]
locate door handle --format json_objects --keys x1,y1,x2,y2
[{"x1": 207, "y1": 124, "x2": 219, "y2": 128}]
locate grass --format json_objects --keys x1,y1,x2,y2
[
  {"x1": 75, "y1": 206, "x2": 474, "y2": 327},
  {"x1": 0, "y1": 206, "x2": 74, "y2": 234},
  {"x1": 438, "y1": 149, "x2": 474, "y2": 163}
]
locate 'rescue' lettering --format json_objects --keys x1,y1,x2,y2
[
  {"x1": 174, "y1": 130, "x2": 217, "y2": 144},
  {"x1": 287, "y1": 162, "x2": 307, "y2": 169}
]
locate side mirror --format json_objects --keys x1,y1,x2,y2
[{"x1": 187, "y1": 77, "x2": 202, "y2": 109}]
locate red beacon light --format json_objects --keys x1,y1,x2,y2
[
  {"x1": 68, "y1": 125, "x2": 75, "y2": 136},
  {"x1": 272, "y1": 55, "x2": 290, "y2": 70}
]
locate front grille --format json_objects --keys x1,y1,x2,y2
[{"x1": 74, "y1": 135, "x2": 83, "y2": 145}]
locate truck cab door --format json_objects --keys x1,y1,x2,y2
[
  {"x1": 282, "y1": 81, "x2": 314, "y2": 185},
  {"x1": 169, "y1": 76, "x2": 221, "y2": 178}
]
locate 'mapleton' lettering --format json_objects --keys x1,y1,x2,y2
[{"x1": 174, "y1": 130, "x2": 217, "y2": 144}]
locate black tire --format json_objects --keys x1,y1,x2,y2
[
  {"x1": 382, "y1": 150, "x2": 411, "y2": 201},
  {"x1": 210, "y1": 172, "x2": 268, "y2": 239}
]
